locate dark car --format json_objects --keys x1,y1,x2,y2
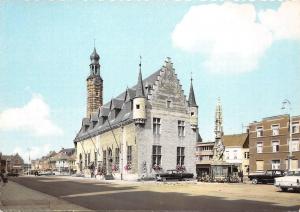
[
  {"x1": 7, "y1": 172, "x2": 19, "y2": 177},
  {"x1": 156, "y1": 169, "x2": 194, "y2": 181},
  {"x1": 248, "y1": 170, "x2": 285, "y2": 184}
]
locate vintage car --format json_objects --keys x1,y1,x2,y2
[
  {"x1": 155, "y1": 169, "x2": 194, "y2": 181},
  {"x1": 274, "y1": 169, "x2": 300, "y2": 192},
  {"x1": 248, "y1": 170, "x2": 285, "y2": 184}
]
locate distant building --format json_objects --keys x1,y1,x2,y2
[
  {"x1": 223, "y1": 133, "x2": 249, "y2": 175},
  {"x1": 31, "y1": 151, "x2": 57, "y2": 172},
  {"x1": 249, "y1": 114, "x2": 300, "y2": 172},
  {"x1": 54, "y1": 148, "x2": 76, "y2": 174},
  {"x1": 74, "y1": 49, "x2": 199, "y2": 180},
  {"x1": 195, "y1": 141, "x2": 214, "y2": 176},
  {"x1": 0, "y1": 153, "x2": 24, "y2": 174}
]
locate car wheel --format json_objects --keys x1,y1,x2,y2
[
  {"x1": 280, "y1": 187, "x2": 288, "y2": 192},
  {"x1": 252, "y1": 178, "x2": 258, "y2": 184}
]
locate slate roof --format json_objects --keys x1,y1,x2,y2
[
  {"x1": 223, "y1": 133, "x2": 249, "y2": 148},
  {"x1": 135, "y1": 65, "x2": 145, "y2": 97},
  {"x1": 74, "y1": 68, "x2": 162, "y2": 142},
  {"x1": 188, "y1": 80, "x2": 197, "y2": 107}
]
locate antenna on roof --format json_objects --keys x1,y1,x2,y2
[{"x1": 94, "y1": 38, "x2": 96, "y2": 48}]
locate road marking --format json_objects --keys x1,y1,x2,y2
[{"x1": 61, "y1": 189, "x2": 134, "y2": 198}]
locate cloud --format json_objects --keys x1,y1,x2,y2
[
  {"x1": 259, "y1": 1, "x2": 300, "y2": 41},
  {"x1": 172, "y1": 1, "x2": 300, "y2": 74},
  {"x1": 13, "y1": 144, "x2": 52, "y2": 163},
  {"x1": 0, "y1": 94, "x2": 63, "y2": 137}
]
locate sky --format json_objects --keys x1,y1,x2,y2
[{"x1": 0, "y1": 0, "x2": 299, "y2": 163}]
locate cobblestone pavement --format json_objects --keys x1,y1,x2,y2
[
  {"x1": 0, "y1": 179, "x2": 88, "y2": 211},
  {"x1": 6, "y1": 176, "x2": 300, "y2": 211}
]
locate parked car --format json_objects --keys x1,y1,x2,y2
[
  {"x1": 155, "y1": 169, "x2": 194, "y2": 181},
  {"x1": 248, "y1": 170, "x2": 285, "y2": 184},
  {"x1": 39, "y1": 171, "x2": 55, "y2": 176},
  {"x1": 7, "y1": 172, "x2": 19, "y2": 177},
  {"x1": 274, "y1": 169, "x2": 300, "y2": 192}
]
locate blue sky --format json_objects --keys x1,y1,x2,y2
[{"x1": 0, "y1": 1, "x2": 299, "y2": 162}]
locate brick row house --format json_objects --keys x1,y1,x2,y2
[{"x1": 249, "y1": 115, "x2": 300, "y2": 172}]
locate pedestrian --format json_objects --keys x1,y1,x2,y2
[
  {"x1": 238, "y1": 171, "x2": 244, "y2": 183},
  {"x1": 0, "y1": 169, "x2": 8, "y2": 186}
]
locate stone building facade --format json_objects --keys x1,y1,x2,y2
[
  {"x1": 74, "y1": 50, "x2": 199, "y2": 180},
  {"x1": 249, "y1": 114, "x2": 300, "y2": 172}
]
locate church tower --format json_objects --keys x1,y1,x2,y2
[
  {"x1": 188, "y1": 77, "x2": 198, "y2": 129},
  {"x1": 86, "y1": 48, "x2": 103, "y2": 118}
]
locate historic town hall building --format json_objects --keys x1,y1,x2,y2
[{"x1": 74, "y1": 48, "x2": 199, "y2": 180}]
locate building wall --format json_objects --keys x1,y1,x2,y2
[
  {"x1": 76, "y1": 123, "x2": 137, "y2": 178},
  {"x1": 249, "y1": 115, "x2": 300, "y2": 172},
  {"x1": 76, "y1": 59, "x2": 198, "y2": 180}
]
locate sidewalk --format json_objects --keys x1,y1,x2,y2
[{"x1": 0, "y1": 180, "x2": 89, "y2": 211}]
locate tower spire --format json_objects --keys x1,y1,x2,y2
[
  {"x1": 135, "y1": 56, "x2": 145, "y2": 97},
  {"x1": 188, "y1": 73, "x2": 197, "y2": 107},
  {"x1": 214, "y1": 97, "x2": 223, "y2": 139}
]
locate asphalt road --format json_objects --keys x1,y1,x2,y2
[{"x1": 9, "y1": 176, "x2": 299, "y2": 211}]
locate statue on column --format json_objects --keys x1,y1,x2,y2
[{"x1": 213, "y1": 97, "x2": 225, "y2": 161}]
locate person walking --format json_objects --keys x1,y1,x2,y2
[{"x1": 238, "y1": 170, "x2": 244, "y2": 183}]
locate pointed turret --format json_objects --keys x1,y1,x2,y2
[
  {"x1": 188, "y1": 78, "x2": 197, "y2": 107},
  {"x1": 188, "y1": 76, "x2": 198, "y2": 130},
  {"x1": 135, "y1": 60, "x2": 145, "y2": 98},
  {"x1": 133, "y1": 56, "x2": 146, "y2": 125}
]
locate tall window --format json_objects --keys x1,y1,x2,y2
[
  {"x1": 233, "y1": 150, "x2": 238, "y2": 160},
  {"x1": 127, "y1": 146, "x2": 132, "y2": 165},
  {"x1": 272, "y1": 124, "x2": 280, "y2": 136},
  {"x1": 257, "y1": 142, "x2": 263, "y2": 153},
  {"x1": 177, "y1": 147, "x2": 185, "y2": 166},
  {"x1": 115, "y1": 148, "x2": 120, "y2": 165},
  {"x1": 178, "y1": 120, "x2": 185, "y2": 137},
  {"x1": 244, "y1": 152, "x2": 249, "y2": 159},
  {"x1": 272, "y1": 141, "x2": 280, "y2": 152},
  {"x1": 84, "y1": 154, "x2": 87, "y2": 168},
  {"x1": 87, "y1": 153, "x2": 91, "y2": 164},
  {"x1": 103, "y1": 150, "x2": 107, "y2": 169},
  {"x1": 292, "y1": 122, "x2": 300, "y2": 134},
  {"x1": 291, "y1": 139, "x2": 299, "y2": 152},
  {"x1": 272, "y1": 160, "x2": 280, "y2": 170},
  {"x1": 153, "y1": 118, "x2": 161, "y2": 135},
  {"x1": 225, "y1": 150, "x2": 229, "y2": 160},
  {"x1": 94, "y1": 152, "x2": 97, "y2": 166},
  {"x1": 256, "y1": 126, "x2": 263, "y2": 137},
  {"x1": 256, "y1": 160, "x2": 264, "y2": 171},
  {"x1": 152, "y1": 145, "x2": 162, "y2": 166}
]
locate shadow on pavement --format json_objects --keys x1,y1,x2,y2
[{"x1": 9, "y1": 176, "x2": 300, "y2": 212}]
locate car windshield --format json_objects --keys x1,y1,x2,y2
[{"x1": 287, "y1": 171, "x2": 300, "y2": 176}]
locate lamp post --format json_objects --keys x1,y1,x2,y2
[{"x1": 281, "y1": 99, "x2": 293, "y2": 171}]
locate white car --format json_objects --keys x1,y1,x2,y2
[{"x1": 274, "y1": 169, "x2": 300, "y2": 192}]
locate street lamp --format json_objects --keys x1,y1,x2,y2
[{"x1": 281, "y1": 99, "x2": 293, "y2": 171}]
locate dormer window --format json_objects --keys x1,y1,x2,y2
[
  {"x1": 84, "y1": 125, "x2": 89, "y2": 132},
  {"x1": 92, "y1": 121, "x2": 97, "y2": 128}
]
